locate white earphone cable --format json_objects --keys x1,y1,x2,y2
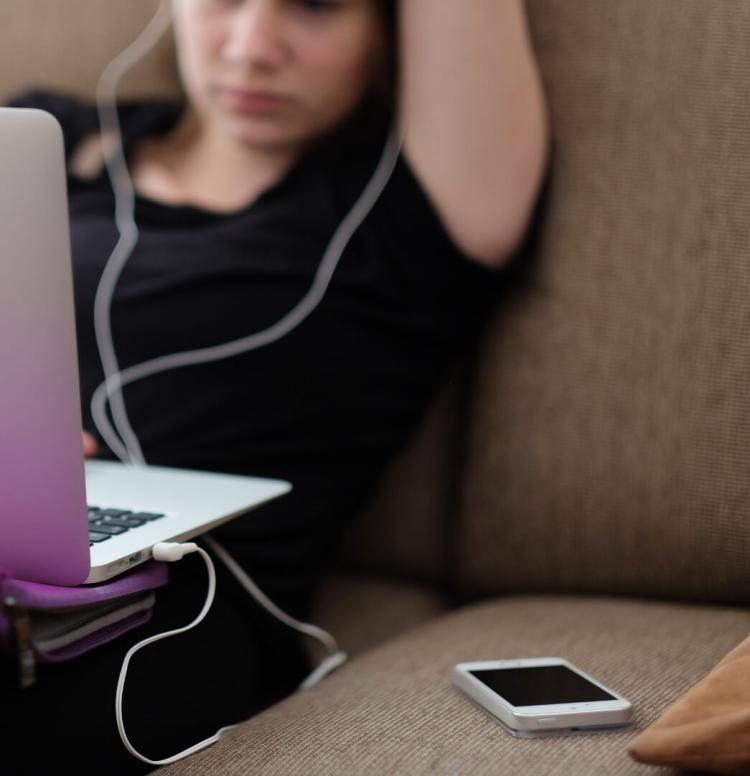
[
  {"x1": 93, "y1": 0, "x2": 172, "y2": 464},
  {"x1": 92, "y1": 0, "x2": 403, "y2": 465},
  {"x1": 91, "y1": 115, "x2": 402, "y2": 465},
  {"x1": 91, "y1": 0, "x2": 401, "y2": 766}
]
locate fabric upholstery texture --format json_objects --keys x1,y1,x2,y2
[
  {"x1": 0, "y1": 0, "x2": 179, "y2": 101},
  {"x1": 308, "y1": 575, "x2": 447, "y2": 660},
  {"x1": 457, "y1": 0, "x2": 750, "y2": 604},
  {"x1": 334, "y1": 378, "x2": 467, "y2": 584},
  {"x1": 153, "y1": 596, "x2": 750, "y2": 775}
]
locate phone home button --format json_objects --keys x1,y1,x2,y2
[{"x1": 536, "y1": 718, "x2": 559, "y2": 727}]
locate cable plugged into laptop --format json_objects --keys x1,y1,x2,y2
[
  {"x1": 151, "y1": 541, "x2": 198, "y2": 563},
  {"x1": 115, "y1": 541, "x2": 222, "y2": 766},
  {"x1": 115, "y1": 538, "x2": 348, "y2": 767}
]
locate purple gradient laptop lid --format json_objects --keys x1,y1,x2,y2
[{"x1": 0, "y1": 108, "x2": 91, "y2": 586}]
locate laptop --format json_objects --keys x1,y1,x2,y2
[{"x1": 0, "y1": 107, "x2": 292, "y2": 587}]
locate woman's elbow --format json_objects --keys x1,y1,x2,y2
[{"x1": 450, "y1": 143, "x2": 552, "y2": 268}]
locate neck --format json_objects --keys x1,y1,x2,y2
[{"x1": 146, "y1": 108, "x2": 303, "y2": 211}]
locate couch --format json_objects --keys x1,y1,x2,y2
[{"x1": 4, "y1": 1, "x2": 750, "y2": 773}]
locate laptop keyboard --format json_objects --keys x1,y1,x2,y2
[{"x1": 88, "y1": 506, "x2": 166, "y2": 546}]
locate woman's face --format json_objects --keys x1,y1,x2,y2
[{"x1": 172, "y1": 0, "x2": 389, "y2": 151}]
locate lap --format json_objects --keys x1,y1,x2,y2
[{"x1": 1, "y1": 542, "x2": 311, "y2": 776}]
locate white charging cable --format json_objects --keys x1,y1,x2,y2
[
  {"x1": 118, "y1": 540, "x2": 346, "y2": 766},
  {"x1": 201, "y1": 534, "x2": 348, "y2": 690},
  {"x1": 116, "y1": 542, "x2": 225, "y2": 766}
]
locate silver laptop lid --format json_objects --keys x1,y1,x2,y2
[{"x1": 0, "y1": 107, "x2": 90, "y2": 585}]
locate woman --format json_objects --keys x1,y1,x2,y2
[{"x1": 2, "y1": 0, "x2": 550, "y2": 772}]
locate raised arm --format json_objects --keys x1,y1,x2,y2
[{"x1": 398, "y1": 0, "x2": 550, "y2": 267}]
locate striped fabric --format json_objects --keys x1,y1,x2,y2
[{"x1": 457, "y1": 0, "x2": 750, "y2": 604}]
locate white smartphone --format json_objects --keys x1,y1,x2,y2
[{"x1": 451, "y1": 657, "x2": 633, "y2": 738}]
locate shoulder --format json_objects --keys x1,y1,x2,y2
[
  {"x1": 306, "y1": 97, "x2": 513, "y2": 298},
  {"x1": 6, "y1": 88, "x2": 107, "y2": 178},
  {"x1": 6, "y1": 87, "x2": 87, "y2": 115},
  {"x1": 5, "y1": 89, "x2": 183, "y2": 180},
  {"x1": 315, "y1": 97, "x2": 544, "y2": 285}
]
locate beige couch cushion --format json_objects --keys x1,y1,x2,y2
[
  {"x1": 334, "y1": 378, "x2": 467, "y2": 583},
  {"x1": 0, "y1": 0, "x2": 179, "y2": 101},
  {"x1": 309, "y1": 575, "x2": 446, "y2": 659},
  {"x1": 152, "y1": 596, "x2": 750, "y2": 775},
  {"x1": 456, "y1": 0, "x2": 750, "y2": 603}
]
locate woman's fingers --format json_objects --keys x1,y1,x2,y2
[{"x1": 82, "y1": 431, "x2": 98, "y2": 458}]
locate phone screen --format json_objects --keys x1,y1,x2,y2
[{"x1": 469, "y1": 665, "x2": 617, "y2": 707}]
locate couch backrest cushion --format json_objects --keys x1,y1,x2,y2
[
  {"x1": 0, "y1": 0, "x2": 180, "y2": 102},
  {"x1": 456, "y1": 0, "x2": 750, "y2": 604},
  {"x1": 337, "y1": 377, "x2": 471, "y2": 584}
]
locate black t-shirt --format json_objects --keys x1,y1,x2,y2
[{"x1": 9, "y1": 89, "x2": 539, "y2": 613}]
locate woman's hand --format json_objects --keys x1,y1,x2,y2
[{"x1": 82, "y1": 431, "x2": 98, "y2": 458}]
